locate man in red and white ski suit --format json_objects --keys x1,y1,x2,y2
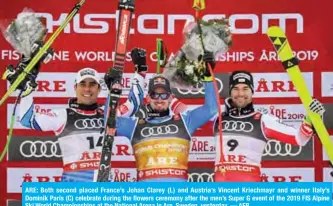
[{"x1": 213, "y1": 70, "x2": 326, "y2": 182}]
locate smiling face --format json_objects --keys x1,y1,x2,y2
[
  {"x1": 147, "y1": 87, "x2": 172, "y2": 112},
  {"x1": 75, "y1": 78, "x2": 101, "y2": 105},
  {"x1": 230, "y1": 83, "x2": 253, "y2": 108}
]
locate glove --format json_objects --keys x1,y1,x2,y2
[
  {"x1": 3, "y1": 41, "x2": 54, "y2": 97},
  {"x1": 198, "y1": 51, "x2": 216, "y2": 81},
  {"x1": 303, "y1": 99, "x2": 325, "y2": 126},
  {"x1": 104, "y1": 68, "x2": 122, "y2": 90},
  {"x1": 3, "y1": 56, "x2": 40, "y2": 97},
  {"x1": 131, "y1": 47, "x2": 148, "y2": 72},
  {"x1": 199, "y1": 51, "x2": 216, "y2": 75}
]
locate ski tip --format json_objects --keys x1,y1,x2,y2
[
  {"x1": 0, "y1": 97, "x2": 5, "y2": 106},
  {"x1": 266, "y1": 26, "x2": 288, "y2": 51},
  {"x1": 2, "y1": 70, "x2": 8, "y2": 80},
  {"x1": 267, "y1": 26, "x2": 286, "y2": 37}
]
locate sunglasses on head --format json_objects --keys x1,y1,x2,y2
[{"x1": 149, "y1": 92, "x2": 171, "y2": 100}]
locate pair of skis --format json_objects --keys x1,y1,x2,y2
[
  {"x1": 267, "y1": 27, "x2": 333, "y2": 165},
  {"x1": 97, "y1": 0, "x2": 135, "y2": 182}
]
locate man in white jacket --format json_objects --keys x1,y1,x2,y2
[
  {"x1": 213, "y1": 70, "x2": 326, "y2": 182},
  {"x1": 5, "y1": 48, "x2": 147, "y2": 182}
]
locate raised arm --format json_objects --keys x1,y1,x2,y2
[
  {"x1": 117, "y1": 72, "x2": 145, "y2": 117},
  {"x1": 261, "y1": 99, "x2": 326, "y2": 146},
  {"x1": 19, "y1": 92, "x2": 67, "y2": 135},
  {"x1": 182, "y1": 79, "x2": 218, "y2": 135}
]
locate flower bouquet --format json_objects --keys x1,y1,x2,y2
[
  {"x1": 163, "y1": 18, "x2": 232, "y2": 89},
  {"x1": 1, "y1": 8, "x2": 47, "y2": 58}
]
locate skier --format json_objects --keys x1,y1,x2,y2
[
  {"x1": 112, "y1": 52, "x2": 218, "y2": 182},
  {"x1": 5, "y1": 48, "x2": 148, "y2": 182},
  {"x1": 213, "y1": 70, "x2": 326, "y2": 182}
]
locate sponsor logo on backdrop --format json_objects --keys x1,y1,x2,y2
[
  {"x1": 9, "y1": 135, "x2": 228, "y2": 162},
  {"x1": 253, "y1": 73, "x2": 313, "y2": 97},
  {"x1": 37, "y1": 13, "x2": 303, "y2": 35},
  {"x1": 262, "y1": 138, "x2": 313, "y2": 161},
  {"x1": 255, "y1": 104, "x2": 305, "y2": 128},
  {"x1": 8, "y1": 136, "x2": 61, "y2": 161},
  {"x1": 8, "y1": 136, "x2": 135, "y2": 161},
  {"x1": 1, "y1": 49, "x2": 318, "y2": 63},
  {"x1": 110, "y1": 169, "x2": 136, "y2": 182},
  {"x1": 255, "y1": 104, "x2": 305, "y2": 121},
  {"x1": 176, "y1": 78, "x2": 224, "y2": 95},
  {"x1": 7, "y1": 168, "x2": 63, "y2": 193},
  {"x1": 189, "y1": 137, "x2": 216, "y2": 161},
  {"x1": 174, "y1": 72, "x2": 313, "y2": 98},
  {"x1": 8, "y1": 72, "x2": 313, "y2": 98},
  {"x1": 188, "y1": 168, "x2": 314, "y2": 182},
  {"x1": 173, "y1": 73, "x2": 229, "y2": 98},
  {"x1": 321, "y1": 72, "x2": 333, "y2": 97},
  {"x1": 9, "y1": 73, "x2": 156, "y2": 97}
]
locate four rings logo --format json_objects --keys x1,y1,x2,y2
[
  {"x1": 141, "y1": 124, "x2": 179, "y2": 138},
  {"x1": 176, "y1": 78, "x2": 223, "y2": 95},
  {"x1": 20, "y1": 140, "x2": 62, "y2": 158},
  {"x1": 74, "y1": 118, "x2": 104, "y2": 129},
  {"x1": 263, "y1": 139, "x2": 302, "y2": 156},
  {"x1": 188, "y1": 172, "x2": 214, "y2": 182},
  {"x1": 222, "y1": 121, "x2": 254, "y2": 132}
]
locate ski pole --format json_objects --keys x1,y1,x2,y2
[{"x1": 192, "y1": 0, "x2": 224, "y2": 170}]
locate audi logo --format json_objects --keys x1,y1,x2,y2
[
  {"x1": 141, "y1": 124, "x2": 179, "y2": 138},
  {"x1": 222, "y1": 120, "x2": 254, "y2": 132},
  {"x1": 176, "y1": 78, "x2": 223, "y2": 95},
  {"x1": 20, "y1": 140, "x2": 62, "y2": 158},
  {"x1": 263, "y1": 139, "x2": 302, "y2": 157},
  {"x1": 74, "y1": 118, "x2": 104, "y2": 130},
  {"x1": 188, "y1": 172, "x2": 214, "y2": 182}
]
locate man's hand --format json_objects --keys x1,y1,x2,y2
[
  {"x1": 198, "y1": 51, "x2": 216, "y2": 81},
  {"x1": 304, "y1": 99, "x2": 325, "y2": 126},
  {"x1": 131, "y1": 47, "x2": 148, "y2": 73},
  {"x1": 198, "y1": 51, "x2": 216, "y2": 77},
  {"x1": 3, "y1": 56, "x2": 40, "y2": 97},
  {"x1": 104, "y1": 68, "x2": 122, "y2": 91},
  {"x1": 3, "y1": 42, "x2": 54, "y2": 97}
]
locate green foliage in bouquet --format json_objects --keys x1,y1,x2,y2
[{"x1": 174, "y1": 56, "x2": 205, "y2": 85}]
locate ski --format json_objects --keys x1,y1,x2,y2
[
  {"x1": 267, "y1": 26, "x2": 333, "y2": 164},
  {"x1": 0, "y1": 0, "x2": 86, "y2": 106},
  {"x1": 97, "y1": 0, "x2": 135, "y2": 182}
]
